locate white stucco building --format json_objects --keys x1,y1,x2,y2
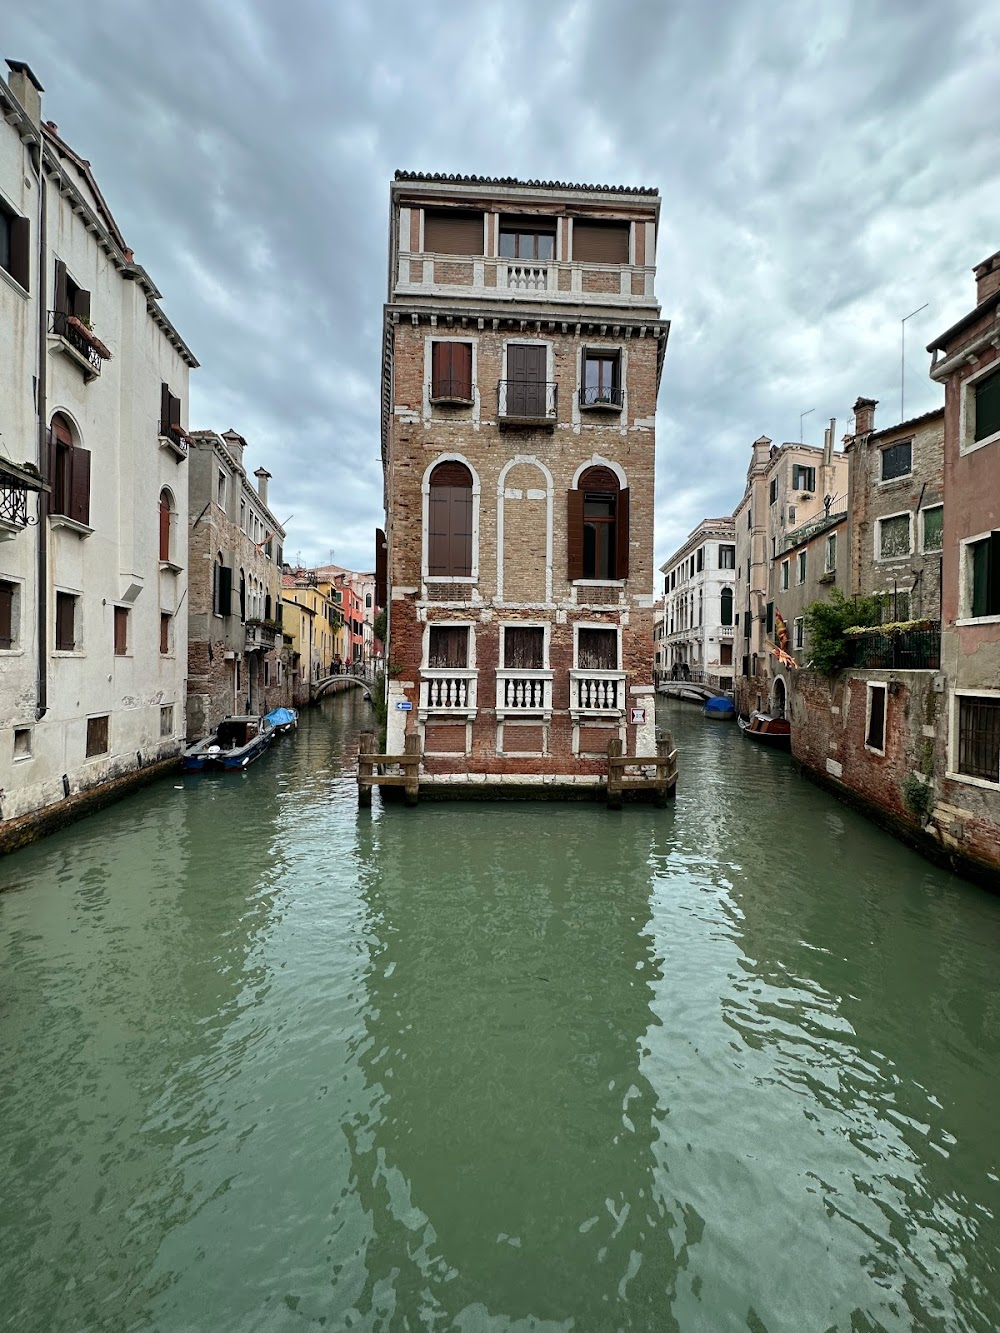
[
  {"x1": 660, "y1": 517, "x2": 737, "y2": 688},
  {"x1": 0, "y1": 60, "x2": 197, "y2": 837}
]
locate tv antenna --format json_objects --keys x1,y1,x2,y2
[
  {"x1": 901, "y1": 303, "x2": 928, "y2": 421},
  {"x1": 799, "y1": 408, "x2": 815, "y2": 443}
]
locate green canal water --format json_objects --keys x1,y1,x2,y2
[{"x1": 1, "y1": 694, "x2": 999, "y2": 1332}]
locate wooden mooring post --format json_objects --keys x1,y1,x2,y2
[
  {"x1": 358, "y1": 731, "x2": 375, "y2": 808},
  {"x1": 357, "y1": 731, "x2": 422, "y2": 808},
  {"x1": 606, "y1": 731, "x2": 678, "y2": 808},
  {"x1": 404, "y1": 732, "x2": 421, "y2": 807}
]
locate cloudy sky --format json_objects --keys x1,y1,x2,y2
[{"x1": 6, "y1": 1, "x2": 998, "y2": 573}]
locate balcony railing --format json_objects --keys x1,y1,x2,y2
[
  {"x1": 245, "y1": 619, "x2": 278, "y2": 652},
  {"x1": 420, "y1": 668, "x2": 478, "y2": 717},
  {"x1": 718, "y1": 625, "x2": 735, "y2": 639},
  {"x1": 429, "y1": 377, "x2": 474, "y2": 405},
  {"x1": 570, "y1": 669, "x2": 626, "y2": 716},
  {"x1": 48, "y1": 310, "x2": 108, "y2": 377},
  {"x1": 504, "y1": 263, "x2": 550, "y2": 292},
  {"x1": 0, "y1": 459, "x2": 43, "y2": 539},
  {"x1": 497, "y1": 380, "x2": 558, "y2": 429},
  {"x1": 495, "y1": 669, "x2": 553, "y2": 718},
  {"x1": 579, "y1": 385, "x2": 624, "y2": 410},
  {"x1": 847, "y1": 623, "x2": 941, "y2": 671}
]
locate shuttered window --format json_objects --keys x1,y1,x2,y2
[
  {"x1": 86, "y1": 715, "x2": 109, "y2": 757},
  {"x1": 0, "y1": 580, "x2": 14, "y2": 649},
  {"x1": 572, "y1": 220, "x2": 630, "y2": 264},
  {"x1": 427, "y1": 461, "x2": 473, "y2": 577},
  {"x1": 48, "y1": 412, "x2": 91, "y2": 526},
  {"x1": 159, "y1": 490, "x2": 172, "y2": 561},
  {"x1": 431, "y1": 342, "x2": 473, "y2": 401},
  {"x1": 970, "y1": 533, "x2": 1000, "y2": 618},
  {"x1": 0, "y1": 203, "x2": 29, "y2": 289},
  {"x1": 974, "y1": 367, "x2": 1000, "y2": 442},
  {"x1": 160, "y1": 382, "x2": 182, "y2": 435},
  {"x1": 55, "y1": 592, "x2": 77, "y2": 651},
  {"x1": 577, "y1": 628, "x2": 617, "y2": 670},
  {"x1": 866, "y1": 685, "x2": 886, "y2": 752},
  {"x1": 114, "y1": 606, "x2": 129, "y2": 656},
  {"x1": 428, "y1": 625, "x2": 469, "y2": 668},
  {"x1": 881, "y1": 441, "x2": 912, "y2": 480},
  {"x1": 570, "y1": 466, "x2": 629, "y2": 581},
  {"x1": 375, "y1": 527, "x2": 387, "y2": 609},
  {"x1": 215, "y1": 562, "x2": 233, "y2": 617},
  {"x1": 422, "y1": 209, "x2": 484, "y2": 256},
  {"x1": 720, "y1": 588, "x2": 733, "y2": 626},
  {"x1": 160, "y1": 613, "x2": 171, "y2": 655},
  {"x1": 503, "y1": 626, "x2": 544, "y2": 669}
]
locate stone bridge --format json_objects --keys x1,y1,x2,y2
[{"x1": 312, "y1": 674, "x2": 375, "y2": 700}]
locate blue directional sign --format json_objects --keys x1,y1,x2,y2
[{"x1": 396, "y1": 700, "x2": 412, "y2": 711}]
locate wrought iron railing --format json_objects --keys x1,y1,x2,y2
[
  {"x1": 579, "y1": 385, "x2": 624, "y2": 409},
  {"x1": 0, "y1": 478, "x2": 28, "y2": 530},
  {"x1": 48, "y1": 310, "x2": 104, "y2": 374},
  {"x1": 848, "y1": 623, "x2": 941, "y2": 671},
  {"x1": 497, "y1": 380, "x2": 558, "y2": 426},
  {"x1": 429, "y1": 377, "x2": 473, "y2": 403}
]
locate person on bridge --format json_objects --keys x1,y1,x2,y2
[{"x1": 333, "y1": 655, "x2": 343, "y2": 675}]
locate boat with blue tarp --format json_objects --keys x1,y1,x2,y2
[
  {"x1": 265, "y1": 707, "x2": 299, "y2": 736},
  {"x1": 182, "y1": 715, "x2": 274, "y2": 771},
  {"x1": 704, "y1": 696, "x2": 736, "y2": 720}
]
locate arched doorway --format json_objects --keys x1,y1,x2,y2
[{"x1": 771, "y1": 676, "x2": 787, "y2": 720}]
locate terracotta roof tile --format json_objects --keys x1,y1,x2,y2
[{"x1": 394, "y1": 170, "x2": 657, "y2": 197}]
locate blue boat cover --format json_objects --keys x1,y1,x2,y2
[
  {"x1": 265, "y1": 707, "x2": 297, "y2": 726},
  {"x1": 704, "y1": 696, "x2": 736, "y2": 715}
]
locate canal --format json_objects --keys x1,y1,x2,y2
[{"x1": 1, "y1": 695, "x2": 998, "y2": 1332}]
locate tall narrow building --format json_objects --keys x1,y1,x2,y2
[{"x1": 380, "y1": 172, "x2": 669, "y2": 794}]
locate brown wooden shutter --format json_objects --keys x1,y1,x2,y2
[
  {"x1": 159, "y1": 494, "x2": 171, "y2": 561},
  {"x1": 114, "y1": 606, "x2": 128, "y2": 655},
  {"x1": 73, "y1": 286, "x2": 91, "y2": 322},
  {"x1": 450, "y1": 488, "x2": 473, "y2": 577},
  {"x1": 54, "y1": 259, "x2": 68, "y2": 314},
  {"x1": 9, "y1": 216, "x2": 29, "y2": 290},
  {"x1": 431, "y1": 341, "x2": 447, "y2": 398},
  {"x1": 567, "y1": 488, "x2": 585, "y2": 580},
  {"x1": 69, "y1": 447, "x2": 91, "y2": 526},
  {"x1": 218, "y1": 565, "x2": 233, "y2": 616},
  {"x1": 160, "y1": 383, "x2": 171, "y2": 434},
  {"x1": 422, "y1": 209, "x2": 484, "y2": 256},
  {"x1": 160, "y1": 613, "x2": 170, "y2": 654},
  {"x1": 616, "y1": 487, "x2": 630, "y2": 580},
  {"x1": 428, "y1": 489, "x2": 450, "y2": 575},
  {"x1": 56, "y1": 593, "x2": 75, "y2": 650},
  {"x1": 0, "y1": 582, "x2": 12, "y2": 649},
  {"x1": 375, "y1": 527, "x2": 387, "y2": 607},
  {"x1": 454, "y1": 342, "x2": 472, "y2": 399},
  {"x1": 572, "y1": 221, "x2": 630, "y2": 264},
  {"x1": 169, "y1": 393, "x2": 181, "y2": 429}
]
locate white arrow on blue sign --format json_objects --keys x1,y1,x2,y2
[{"x1": 396, "y1": 700, "x2": 412, "y2": 711}]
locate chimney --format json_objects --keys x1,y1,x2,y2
[
  {"x1": 852, "y1": 397, "x2": 877, "y2": 435},
  {"x1": 753, "y1": 435, "x2": 772, "y2": 466},
  {"x1": 254, "y1": 466, "x2": 271, "y2": 507},
  {"x1": 220, "y1": 429, "x2": 245, "y2": 470},
  {"x1": 823, "y1": 417, "x2": 835, "y2": 467},
  {"x1": 6, "y1": 60, "x2": 43, "y2": 127},
  {"x1": 973, "y1": 250, "x2": 1000, "y2": 305}
]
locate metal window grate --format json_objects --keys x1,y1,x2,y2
[{"x1": 958, "y1": 697, "x2": 1000, "y2": 782}]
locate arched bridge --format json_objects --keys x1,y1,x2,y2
[{"x1": 313, "y1": 674, "x2": 376, "y2": 699}]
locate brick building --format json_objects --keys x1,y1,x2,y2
[
  {"x1": 380, "y1": 171, "x2": 669, "y2": 792},
  {"x1": 186, "y1": 430, "x2": 290, "y2": 737},
  {"x1": 659, "y1": 517, "x2": 736, "y2": 688},
  {"x1": 281, "y1": 570, "x2": 340, "y2": 704}
]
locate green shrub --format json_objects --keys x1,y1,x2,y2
[
  {"x1": 802, "y1": 590, "x2": 882, "y2": 674},
  {"x1": 901, "y1": 773, "x2": 934, "y2": 821}
]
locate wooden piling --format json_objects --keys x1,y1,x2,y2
[
  {"x1": 655, "y1": 728, "x2": 675, "y2": 806},
  {"x1": 607, "y1": 737, "x2": 623, "y2": 810},
  {"x1": 358, "y1": 731, "x2": 375, "y2": 807},
  {"x1": 404, "y1": 732, "x2": 421, "y2": 806}
]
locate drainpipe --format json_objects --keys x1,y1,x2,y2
[{"x1": 31, "y1": 138, "x2": 48, "y2": 720}]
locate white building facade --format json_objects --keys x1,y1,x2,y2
[
  {"x1": 0, "y1": 61, "x2": 197, "y2": 837},
  {"x1": 660, "y1": 518, "x2": 736, "y2": 688}
]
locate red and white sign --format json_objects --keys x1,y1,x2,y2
[{"x1": 630, "y1": 707, "x2": 646, "y2": 725}]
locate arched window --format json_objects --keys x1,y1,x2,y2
[
  {"x1": 720, "y1": 586, "x2": 734, "y2": 627},
  {"x1": 428, "y1": 461, "x2": 473, "y2": 577},
  {"x1": 214, "y1": 552, "x2": 232, "y2": 616},
  {"x1": 159, "y1": 488, "x2": 173, "y2": 562},
  {"x1": 265, "y1": 592, "x2": 272, "y2": 620},
  {"x1": 239, "y1": 569, "x2": 246, "y2": 622},
  {"x1": 49, "y1": 412, "x2": 91, "y2": 525},
  {"x1": 568, "y1": 466, "x2": 628, "y2": 581}
]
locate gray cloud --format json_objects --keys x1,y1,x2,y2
[{"x1": 6, "y1": 0, "x2": 997, "y2": 570}]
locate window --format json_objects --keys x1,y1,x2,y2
[
  {"x1": 968, "y1": 532, "x2": 1000, "y2": 618},
  {"x1": 957, "y1": 696, "x2": 1000, "y2": 782},
  {"x1": 792, "y1": 465, "x2": 816, "y2": 492},
  {"x1": 427, "y1": 461, "x2": 473, "y2": 577},
  {"x1": 214, "y1": 557, "x2": 233, "y2": 616},
  {"x1": 239, "y1": 570, "x2": 246, "y2": 622},
  {"x1": 431, "y1": 342, "x2": 473, "y2": 402},
  {"x1": 825, "y1": 533, "x2": 837, "y2": 572},
  {"x1": 114, "y1": 606, "x2": 129, "y2": 656},
  {"x1": 793, "y1": 617, "x2": 804, "y2": 650},
  {"x1": 720, "y1": 643, "x2": 733, "y2": 666},
  {"x1": 428, "y1": 624, "x2": 469, "y2": 668},
  {"x1": 769, "y1": 478, "x2": 778, "y2": 505},
  {"x1": 781, "y1": 559, "x2": 789, "y2": 591},
  {"x1": 747, "y1": 508, "x2": 752, "y2": 529},
  {"x1": 264, "y1": 660, "x2": 271, "y2": 687},
  {"x1": 572, "y1": 220, "x2": 630, "y2": 265},
  {"x1": 365, "y1": 593, "x2": 372, "y2": 608},
  {"x1": 766, "y1": 602, "x2": 774, "y2": 634},
  {"x1": 719, "y1": 545, "x2": 735, "y2": 569},
  {"x1": 577, "y1": 627, "x2": 617, "y2": 670},
  {"x1": 0, "y1": 579, "x2": 15, "y2": 649},
  {"x1": 48, "y1": 413, "x2": 91, "y2": 526},
  {"x1": 796, "y1": 550, "x2": 807, "y2": 584},
  {"x1": 878, "y1": 513, "x2": 912, "y2": 560},
  {"x1": 788, "y1": 505, "x2": 796, "y2": 524},
  {"x1": 866, "y1": 684, "x2": 887, "y2": 752},
  {"x1": 581, "y1": 348, "x2": 622, "y2": 407},
  {"x1": 503, "y1": 625, "x2": 544, "y2": 669},
  {"x1": 972, "y1": 366, "x2": 1000, "y2": 445},
  {"x1": 881, "y1": 441, "x2": 912, "y2": 481},
  {"x1": 160, "y1": 705, "x2": 174, "y2": 737},
  {"x1": 217, "y1": 470, "x2": 227, "y2": 509},
  {"x1": 86, "y1": 715, "x2": 109, "y2": 757},
  {"x1": 0, "y1": 199, "x2": 29, "y2": 289},
  {"x1": 240, "y1": 497, "x2": 246, "y2": 531},
  {"x1": 159, "y1": 382, "x2": 182, "y2": 437},
  {"x1": 423, "y1": 208, "x2": 484, "y2": 256},
  {"x1": 922, "y1": 506, "x2": 943, "y2": 553},
  {"x1": 568, "y1": 466, "x2": 628, "y2": 581},
  {"x1": 720, "y1": 587, "x2": 733, "y2": 626},
  {"x1": 160, "y1": 613, "x2": 171, "y2": 655},
  {"x1": 55, "y1": 591, "x2": 77, "y2": 651},
  {"x1": 14, "y1": 726, "x2": 31, "y2": 759},
  {"x1": 159, "y1": 489, "x2": 173, "y2": 562},
  {"x1": 696, "y1": 547, "x2": 704, "y2": 573},
  {"x1": 499, "y1": 216, "x2": 555, "y2": 261}
]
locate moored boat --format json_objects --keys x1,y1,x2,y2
[
  {"x1": 182, "y1": 715, "x2": 274, "y2": 771},
  {"x1": 704, "y1": 696, "x2": 736, "y2": 720},
  {"x1": 265, "y1": 706, "x2": 298, "y2": 736},
  {"x1": 737, "y1": 710, "x2": 791, "y2": 749}
]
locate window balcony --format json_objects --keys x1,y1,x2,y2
[
  {"x1": 158, "y1": 425, "x2": 189, "y2": 460},
  {"x1": 495, "y1": 669, "x2": 553, "y2": 720},
  {"x1": 245, "y1": 619, "x2": 278, "y2": 652},
  {"x1": 579, "y1": 385, "x2": 624, "y2": 411},
  {"x1": 503, "y1": 263, "x2": 550, "y2": 292},
  {"x1": 846, "y1": 622, "x2": 941, "y2": 671},
  {"x1": 48, "y1": 311, "x2": 110, "y2": 382},
  {"x1": 0, "y1": 459, "x2": 45, "y2": 541},
  {"x1": 497, "y1": 380, "x2": 558, "y2": 430},
  {"x1": 420, "y1": 668, "x2": 478, "y2": 719},
  {"x1": 570, "y1": 669, "x2": 626, "y2": 717},
  {"x1": 394, "y1": 253, "x2": 656, "y2": 309},
  {"x1": 718, "y1": 625, "x2": 735, "y2": 639}
]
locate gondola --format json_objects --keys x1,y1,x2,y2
[{"x1": 737, "y1": 710, "x2": 791, "y2": 749}]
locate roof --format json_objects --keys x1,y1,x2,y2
[
  {"x1": 781, "y1": 511, "x2": 847, "y2": 555},
  {"x1": 927, "y1": 292, "x2": 1000, "y2": 352},
  {"x1": 868, "y1": 405, "x2": 943, "y2": 442},
  {"x1": 43, "y1": 120, "x2": 128, "y2": 252},
  {"x1": 394, "y1": 170, "x2": 657, "y2": 197}
]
